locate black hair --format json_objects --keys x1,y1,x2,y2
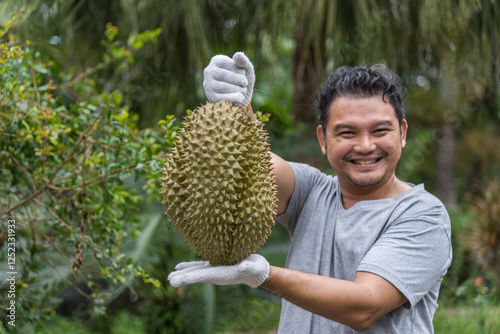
[{"x1": 317, "y1": 65, "x2": 406, "y2": 131}]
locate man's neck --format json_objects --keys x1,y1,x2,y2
[{"x1": 339, "y1": 176, "x2": 412, "y2": 210}]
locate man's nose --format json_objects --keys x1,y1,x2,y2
[{"x1": 353, "y1": 134, "x2": 376, "y2": 153}]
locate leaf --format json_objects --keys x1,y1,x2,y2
[
  {"x1": 34, "y1": 64, "x2": 49, "y2": 74},
  {"x1": 105, "y1": 23, "x2": 119, "y2": 42}
]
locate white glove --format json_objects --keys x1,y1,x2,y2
[
  {"x1": 203, "y1": 52, "x2": 255, "y2": 108},
  {"x1": 168, "y1": 254, "x2": 269, "y2": 288}
]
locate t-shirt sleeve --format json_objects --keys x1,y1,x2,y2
[
  {"x1": 276, "y1": 162, "x2": 327, "y2": 235},
  {"x1": 357, "y1": 199, "x2": 453, "y2": 308}
]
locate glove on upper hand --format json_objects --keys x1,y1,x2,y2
[
  {"x1": 168, "y1": 254, "x2": 269, "y2": 288},
  {"x1": 203, "y1": 52, "x2": 255, "y2": 108}
]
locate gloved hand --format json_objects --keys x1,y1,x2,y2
[
  {"x1": 168, "y1": 254, "x2": 269, "y2": 288},
  {"x1": 203, "y1": 52, "x2": 255, "y2": 108}
]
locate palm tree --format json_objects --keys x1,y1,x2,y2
[{"x1": 417, "y1": 0, "x2": 500, "y2": 205}]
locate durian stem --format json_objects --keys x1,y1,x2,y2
[{"x1": 246, "y1": 101, "x2": 253, "y2": 113}]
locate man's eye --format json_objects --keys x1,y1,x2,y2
[
  {"x1": 374, "y1": 129, "x2": 389, "y2": 134},
  {"x1": 340, "y1": 131, "x2": 354, "y2": 135}
]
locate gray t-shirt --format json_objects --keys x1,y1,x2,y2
[{"x1": 276, "y1": 162, "x2": 452, "y2": 334}]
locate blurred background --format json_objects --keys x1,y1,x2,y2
[{"x1": 0, "y1": 0, "x2": 499, "y2": 333}]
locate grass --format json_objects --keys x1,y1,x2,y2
[
  {"x1": 16, "y1": 311, "x2": 145, "y2": 334},
  {"x1": 13, "y1": 303, "x2": 500, "y2": 334},
  {"x1": 214, "y1": 295, "x2": 281, "y2": 333},
  {"x1": 433, "y1": 305, "x2": 500, "y2": 334}
]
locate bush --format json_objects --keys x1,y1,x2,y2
[
  {"x1": 0, "y1": 10, "x2": 178, "y2": 332},
  {"x1": 434, "y1": 305, "x2": 500, "y2": 334}
]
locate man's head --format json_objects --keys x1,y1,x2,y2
[
  {"x1": 316, "y1": 65, "x2": 408, "y2": 192},
  {"x1": 317, "y1": 65, "x2": 405, "y2": 133}
]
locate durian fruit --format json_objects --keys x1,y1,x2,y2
[{"x1": 160, "y1": 101, "x2": 278, "y2": 266}]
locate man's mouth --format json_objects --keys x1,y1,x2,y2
[
  {"x1": 347, "y1": 155, "x2": 385, "y2": 165},
  {"x1": 351, "y1": 159, "x2": 380, "y2": 165}
]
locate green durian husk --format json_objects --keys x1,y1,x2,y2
[{"x1": 160, "y1": 101, "x2": 278, "y2": 266}]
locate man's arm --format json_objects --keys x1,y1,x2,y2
[
  {"x1": 202, "y1": 53, "x2": 294, "y2": 215},
  {"x1": 270, "y1": 152, "x2": 295, "y2": 215},
  {"x1": 262, "y1": 266, "x2": 408, "y2": 331}
]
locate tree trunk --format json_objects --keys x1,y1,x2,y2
[
  {"x1": 292, "y1": 42, "x2": 324, "y2": 125},
  {"x1": 292, "y1": 1, "x2": 329, "y2": 125},
  {"x1": 436, "y1": 121, "x2": 456, "y2": 206}
]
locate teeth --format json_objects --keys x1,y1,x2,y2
[{"x1": 352, "y1": 159, "x2": 378, "y2": 165}]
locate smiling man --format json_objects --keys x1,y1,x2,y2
[
  {"x1": 168, "y1": 54, "x2": 453, "y2": 333},
  {"x1": 316, "y1": 67, "x2": 412, "y2": 208}
]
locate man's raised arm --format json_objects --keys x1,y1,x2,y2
[
  {"x1": 270, "y1": 152, "x2": 295, "y2": 215},
  {"x1": 203, "y1": 52, "x2": 295, "y2": 216}
]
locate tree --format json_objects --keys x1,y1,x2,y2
[
  {"x1": 417, "y1": 0, "x2": 500, "y2": 205},
  {"x1": 0, "y1": 12, "x2": 179, "y2": 331},
  {"x1": 0, "y1": 0, "x2": 295, "y2": 128}
]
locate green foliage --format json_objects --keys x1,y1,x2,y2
[
  {"x1": 438, "y1": 181, "x2": 500, "y2": 312},
  {"x1": 127, "y1": 213, "x2": 191, "y2": 334},
  {"x1": 27, "y1": 311, "x2": 145, "y2": 334},
  {"x1": 462, "y1": 178, "x2": 500, "y2": 292},
  {"x1": 214, "y1": 288, "x2": 281, "y2": 333},
  {"x1": 0, "y1": 13, "x2": 177, "y2": 331},
  {"x1": 434, "y1": 305, "x2": 500, "y2": 334}
]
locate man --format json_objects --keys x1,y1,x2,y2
[{"x1": 168, "y1": 52, "x2": 452, "y2": 333}]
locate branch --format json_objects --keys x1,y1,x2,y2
[
  {"x1": 62, "y1": 58, "x2": 115, "y2": 88},
  {"x1": 34, "y1": 191, "x2": 141, "y2": 281},
  {"x1": 0, "y1": 186, "x2": 47, "y2": 218},
  {"x1": 0, "y1": 112, "x2": 103, "y2": 217},
  {"x1": 32, "y1": 198, "x2": 78, "y2": 235},
  {"x1": 31, "y1": 66, "x2": 40, "y2": 105},
  {"x1": 72, "y1": 139, "x2": 87, "y2": 276},
  {"x1": 8, "y1": 151, "x2": 37, "y2": 191},
  {"x1": 46, "y1": 161, "x2": 153, "y2": 191},
  {"x1": 28, "y1": 210, "x2": 73, "y2": 261},
  {"x1": 43, "y1": 254, "x2": 93, "y2": 300}
]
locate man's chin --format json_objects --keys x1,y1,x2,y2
[{"x1": 346, "y1": 174, "x2": 386, "y2": 188}]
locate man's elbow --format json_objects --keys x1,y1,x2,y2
[
  {"x1": 346, "y1": 309, "x2": 380, "y2": 332},
  {"x1": 350, "y1": 320, "x2": 374, "y2": 332}
]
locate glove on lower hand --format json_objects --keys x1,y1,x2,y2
[
  {"x1": 203, "y1": 52, "x2": 255, "y2": 108},
  {"x1": 168, "y1": 254, "x2": 269, "y2": 288}
]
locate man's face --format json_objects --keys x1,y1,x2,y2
[{"x1": 316, "y1": 95, "x2": 407, "y2": 191}]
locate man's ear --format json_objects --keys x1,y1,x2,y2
[
  {"x1": 317, "y1": 125, "x2": 327, "y2": 155},
  {"x1": 400, "y1": 119, "x2": 408, "y2": 148}
]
